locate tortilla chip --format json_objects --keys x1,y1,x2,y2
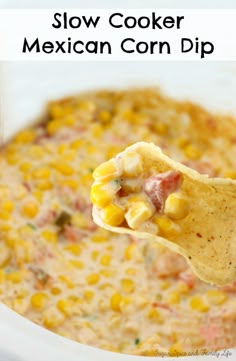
[{"x1": 92, "y1": 142, "x2": 236, "y2": 286}]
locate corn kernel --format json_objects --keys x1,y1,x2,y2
[
  {"x1": 206, "y1": 289, "x2": 227, "y2": 305},
  {"x1": 32, "y1": 167, "x2": 51, "y2": 179},
  {"x1": 110, "y1": 292, "x2": 122, "y2": 312},
  {"x1": 0, "y1": 270, "x2": 5, "y2": 283},
  {"x1": 84, "y1": 290, "x2": 94, "y2": 302},
  {"x1": 223, "y1": 169, "x2": 236, "y2": 179},
  {"x1": 57, "y1": 299, "x2": 73, "y2": 316},
  {"x1": 169, "y1": 343, "x2": 183, "y2": 356},
  {"x1": 41, "y1": 230, "x2": 57, "y2": 244},
  {"x1": 153, "y1": 122, "x2": 168, "y2": 135},
  {"x1": 100, "y1": 254, "x2": 111, "y2": 266},
  {"x1": 164, "y1": 193, "x2": 189, "y2": 220},
  {"x1": 22, "y1": 202, "x2": 39, "y2": 218},
  {"x1": 19, "y1": 162, "x2": 32, "y2": 173},
  {"x1": 176, "y1": 137, "x2": 189, "y2": 149},
  {"x1": 49, "y1": 103, "x2": 64, "y2": 118},
  {"x1": 93, "y1": 159, "x2": 120, "y2": 181},
  {"x1": 69, "y1": 260, "x2": 84, "y2": 269},
  {"x1": 28, "y1": 145, "x2": 45, "y2": 159},
  {"x1": 14, "y1": 129, "x2": 35, "y2": 143},
  {"x1": 122, "y1": 152, "x2": 143, "y2": 177},
  {"x1": 31, "y1": 292, "x2": 48, "y2": 309},
  {"x1": 90, "y1": 183, "x2": 115, "y2": 208},
  {"x1": 99, "y1": 110, "x2": 112, "y2": 124},
  {"x1": 50, "y1": 287, "x2": 61, "y2": 295},
  {"x1": 146, "y1": 309, "x2": 163, "y2": 323},
  {"x1": 190, "y1": 296, "x2": 209, "y2": 312},
  {"x1": 86, "y1": 273, "x2": 100, "y2": 285},
  {"x1": 59, "y1": 275, "x2": 74, "y2": 288},
  {"x1": 0, "y1": 246, "x2": 10, "y2": 267},
  {"x1": 91, "y1": 250, "x2": 99, "y2": 260},
  {"x1": 120, "y1": 278, "x2": 135, "y2": 293},
  {"x1": 54, "y1": 162, "x2": 74, "y2": 176},
  {"x1": 63, "y1": 116, "x2": 76, "y2": 127},
  {"x1": 47, "y1": 120, "x2": 62, "y2": 135},
  {"x1": 6, "y1": 271, "x2": 22, "y2": 283},
  {"x1": 100, "y1": 269, "x2": 115, "y2": 278},
  {"x1": 125, "y1": 267, "x2": 137, "y2": 276},
  {"x1": 43, "y1": 308, "x2": 65, "y2": 328},
  {"x1": 160, "y1": 281, "x2": 170, "y2": 290},
  {"x1": 177, "y1": 282, "x2": 190, "y2": 294},
  {"x1": 167, "y1": 291, "x2": 180, "y2": 304},
  {"x1": 125, "y1": 201, "x2": 154, "y2": 229},
  {"x1": 1, "y1": 200, "x2": 14, "y2": 213},
  {"x1": 71, "y1": 213, "x2": 88, "y2": 229},
  {"x1": 154, "y1": 216, "x2": 180, "y2": 237},
  {"x1": 36, "y1": 180, "x2": 52, "y2": 191},
  {"x1": 60, "y1": 179, "x2": 78, "y2": 190},
  {"x1": 64, "y1": 244, "x2": 81, "y2": 256},
  {"x1": 124, "y1": 244, "x2": 137, "y2": 260},
  {"x1": 102, "y1": 204, "x2": 125, "y2": 226},
  {"x1": 184, "y1": 144, "x2": 202, "y2": 160}
]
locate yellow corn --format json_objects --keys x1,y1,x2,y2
[
  {"x1": 120, "y1": 278, "x2": 135, "y2": 293},
  {"x1": 0, "y1": 270, "x2": 5, "y2": 283},
  {"x1": 59, "y1": 275, "x2": 74, "y2": 288},
  {"x1": 84, "y1": 290, "x2": 94, "y2": 302},
  {"x1": 153, "y1": 122, "x2": 168, "y2": 135},
  {"x1": 177, "y1": 282, "x2": 190, "y2": 294},
  {"x1": 64, "y1": 244, "x2": 81, "y2": 256},
  {"x1": 19, "y1": 162, "x2": 32, "y2": 173},
  {"x1": 122, "y1": 152, "x2": 143, "y2": 177},
  {"x1": 160, "y1": 281, "x2": 170, "y2": 290},
  {"x1": 206, "y1": 289, "x2": 227, "y2": 305},
  {"x1": 167, "y1": 291, "x2": 180, "y2": 304},
  {"x1": 14, "y1": 129, "x2": 35, "y2": 143},
  {"x1": 28, "y1": 145, "x2": 45, "y2": 159},
  {"x1": 184, "y1": 144, "x2": 202, "y2": 160},
  {"x1": 43, "y1": 308, "x2": 65, "y2": 328},
  {"x1": 36, "y1": 180, "x2": 52, "y2": 191},
  {"x1": 60, "y1": 179, "x2": 78, "y2": 190},
  {"x1": 22, "y1": 202, "x2": 39, "y2": 218},
  {"x1": 69, "y1": 260, "x2": 84, "y2": 269},
  {"x1": 100, "y1": 269, "x2": 115, "y2": 278},
  {"x1": 125, "y1": 201, "x2": 154, "y2": 229},
  {"x1": 176, "y1": 137, "x2": 189, "y2": 149},
  {"x1": 91, "y1": 123, "x2": 103, "y2": 138},
  {"x1": 154, "y1": 216, "x2": 179, "y2": 237},
  {"x1": 146, "y1": 309, "x2": 163, "y2": 323},
  {"x1": 125, "y1": 267, "x2": 137, "y2": 276},
  {"x1": 71, "y1": 212, "x2": 88, "y2": 229},
  {"x1": 99, "y1": 110, "x2": 112, "y2": 124},
  {"x1": 49, "y1": 103, "x2": 64, "y2": 118},
  {"x1": 46, "y1": 120, "x2": 62, "y2": 135},
  {"x1": 100, "y1": 254, "x2": 111, "y2": 266},
  {"x1": 86, "y1": 273, "x2": 100, "y2": 285},
  {"x1": 223, "y1": 169, "x2": 236, "y2": 179},
  {"x1": 102, "y1": 204, "x2": 125, "y2": 226},
  {"x1": 110, "y1": 292, "x2": 122, "y2": 312},
  {"x1": 93, "y1": 159, "x2": 119, "y2": 181},
  {"x1": 124, "y1": 244, "x2": 137, "y2": 260},
  {"x1": 6, "y1": 271, "x2": 22, "y2": 283},
  {"x1": 190, "y1": 296, "x2": 209, "y2": 312},
  {"x1": 0, "y1": 246, "x2": 10, "y2": 267},
  {"x1": 31, "y1": 292, "x2": 48, "y2": 309},
  {"x1": 164, "y1": 193, "x2": 189, "y2": 220},
  {"x1": 57, "y1": 299, "x2": 73, "y2": 316},
  {"x1": 63, "y1": 116, "x2": 76, "y2": 127},
  {"x1": 54, "y1": 162, "x2": 74, "y2": 176},
  {"x1": 169, "y1": 343, "x2": 183, "y2": 356},
  {"x1": 41, "y1": 230, "x2": 57, "y2": 244},
  {"x1": 50, "y1": 287, "x2": 62, "y2": 295},
  {"x1": 90, "y1": 183, "x2": 115, "y2": 208},
  {"x1": 1, "y1": 200, "x2": 14, "y2": 213},
  {"x1": 32, "y1": 167, "x2": 51, "y2": 179}
]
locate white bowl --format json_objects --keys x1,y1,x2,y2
[{"x1": 1, "y1": 61, "x2": 236, "y2": 360}]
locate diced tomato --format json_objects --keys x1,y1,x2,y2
[
  {"x1": 220, "y1": 280, "x2": 236, "y2": 293},
  {"x1": 178, "y1": 270, "x2": 197, "y2": 289},
  {"x1": 182, "y1": 161, "x2": 215, "y2": 177},
  {"x1": 152, "y1": 301, "x2": 172, "y2": 312},
  {"x1": 143, "y1": 171, "x2": 182, "y2": 211},
  {"x1": 150, "y1": 251, "x2": 188, "y2": 278}
]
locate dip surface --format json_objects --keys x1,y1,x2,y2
[{"x1": 0, "y1": 88, "x2": 235, "y2": 356}]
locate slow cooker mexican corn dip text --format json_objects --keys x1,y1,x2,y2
[{"x1": 0, "y1": 89, "x2": 235, "y2": 356}]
